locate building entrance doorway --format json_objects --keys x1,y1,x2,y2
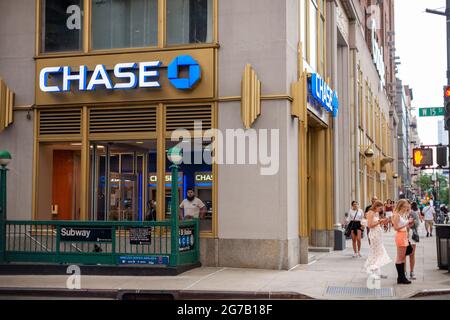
[{"x1": 90, "y1": 141, "x2": 157, "y2": 222}]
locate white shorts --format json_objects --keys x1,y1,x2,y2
[{"x1": 385, "y1": 211, "x2": 393, "y2": 218}]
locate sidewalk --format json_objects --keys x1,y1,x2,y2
[{"x1": 0, "y1": 230, "x2": 449, "y2": 299}]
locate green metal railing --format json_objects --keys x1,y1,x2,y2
[{"x1": 4, "y1": 219, "x2": 199, "y2": 267}]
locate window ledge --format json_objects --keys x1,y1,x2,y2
[{"x1": 35, "y1": 43, "x2": 221, "y2": 60}]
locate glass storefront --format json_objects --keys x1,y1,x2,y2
[
  {"x1": 166, "y1": 139, "x2": 213, "y2": 232},
  {"x1": 89, "y1": 140, "x2": 157, "y2": 222}
]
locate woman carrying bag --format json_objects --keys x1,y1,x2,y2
[
  {"x1": 346, "y1": 201, "x2": 364, "y2": 258},
  {"x1": 392, "y1": 199, "x2": 415, "y2": 285}
]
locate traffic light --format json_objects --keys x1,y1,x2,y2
[
  {"x1": 437, "y1": 146, "x2": 448, "y2": 167},
  {"x1": 444, "y1": 86, "x2": 450, "y2": 130},
  {"x1": 413, "y1": 148, "x2": 433, "y2": 167}
]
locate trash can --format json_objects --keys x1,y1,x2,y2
[
  {"x1": 334, "y1": 224, "x2": 346, "y2": 251},
  {"x1": 435, "y1": 224, "x2": 450, "y2": 271}
]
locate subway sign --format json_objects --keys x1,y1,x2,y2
[
  {"x1": 309, "y1": 73, "x2": 339, "y2": 117},
  {"x1": 39, "y1": 55, "x2": 201, "y2": 93}
]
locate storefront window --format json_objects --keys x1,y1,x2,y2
[
  {"x1": 37, "y1": 142, "x2": 82, "y2": 220},
  {"x1": 91, "y1": 0, "x2": 158, "y2": 50},
  {"x1": 90, "y1": 141, "x2": 157, "y2": 222},
  {"x1": 166, "y1": 139, "x2": 213, "y2": 233},
  {"x1": 300, "y1": 0, "x2": 306, "y2": 59},
  {"x1": 41, "y1": 0, "x2": 83, "y2": 52},
  {"x1": 167, "y1": 0, "x2": 213, "y2": 45},
  {"x1": 308, "y1": 0, "x2": 318, "y2": 71}
]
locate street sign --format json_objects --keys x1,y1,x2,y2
[{"x1": 419, "y1": 107, "x2": 444, "y2": 117}]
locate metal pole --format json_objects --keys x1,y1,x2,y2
[
  {"x1": 0, "y1": 165, "x2": 7, "y2": 263},
  {"x1": 447, "y1": 0, "x2": 450, "y2": 205},
  {"x1": 170, "y1": 164, "x2": 179, "y2": 266}
]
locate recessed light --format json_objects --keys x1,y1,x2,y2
[
  {"x1": 71, "y1": 143, "x2": 82, "y2": 146},
  {"x1": 136, "y1": 142, "x2": 144, "y2": 144}
]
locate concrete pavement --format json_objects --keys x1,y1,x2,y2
[{"x1": 0, "y1": 229, "x2": 449, "y2": 299}]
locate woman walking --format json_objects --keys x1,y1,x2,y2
[
  {"x1": 364, "y1": 200, "x2": 391, "y2": 279},
  {"x1": 392, "y1": 199, "x2": 415, "y2": 284},
  {"x1": 347, "y1": 201, "x2": 364, "y2": 258},
  {"x1": 406, "y1": 202, "x2": 421, "y2": 280}
]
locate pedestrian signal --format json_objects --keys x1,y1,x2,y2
[{"x1": 413, "y1": 148, "x2": 433, "y2": 167}]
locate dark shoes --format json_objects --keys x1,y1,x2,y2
[{"x1": 396, "y1": 263, "x2": 411, "y2": 284}]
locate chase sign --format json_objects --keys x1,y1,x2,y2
[
  {"x1": 309, "y1": 73, "x2": 339, "y2": 117},
  {"x1": 39, "y1": 55, "x2": 201, "y2": 93}
]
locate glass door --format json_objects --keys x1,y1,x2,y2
[{"x1": 90, "y1": 141, "x2": 156, "y2": 221}]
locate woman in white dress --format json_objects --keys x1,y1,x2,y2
[{"x1": 364, "y1": 200, "x2": 392, "y2": 279}]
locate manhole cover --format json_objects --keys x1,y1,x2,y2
[{"x1": 326, "y1": 286, "x2": 394, "y2": 298}]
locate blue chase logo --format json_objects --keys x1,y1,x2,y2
[
  {"x1": 39, "y1": 55, "x2": 202, "y2": 93},
  {"x1": 309, "y1": 73, "x2": 339, "y2": 118},
  {"x1": 168, "y1": 55, "x2": 201, "y2": 90}
]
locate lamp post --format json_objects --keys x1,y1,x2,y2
[
  {"x1": 167, "y1": 146, "x2": 183, "y2": 267},
  {"x1": 0, "y1": 150, "x2": 12, "y2": 263}
]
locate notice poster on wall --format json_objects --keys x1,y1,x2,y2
[
  {"x1": 129, "y1": 227, "x2": 152, "y2": 245},
  {"x1": 179, "y1": 226, "x2": 195, "y2": 252}
]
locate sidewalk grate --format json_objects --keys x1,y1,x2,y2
[{"x1": 326, "y1": 286, "x2": 394, "y2": 298}]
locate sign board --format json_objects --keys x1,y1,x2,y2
[
  {"x1": 118, "y1": 255, "x2": 169, "y2": 265},
  {"x1": 413, "y1": 148, "x2": 433, "y2": 167},
  {"x1": 419, "y1": 107, "x2": 444, "y2": 117},
  {"x1": 60, "y1": 226, "x2": 113, "y2": 242},
  {"x1": 179, "y1": 226, "x2": 195, "y2": 252},
  {"x1": 129, "y1": 227, "x2": 152, "y2": 245},
  {"x1": 148, "y1": 172, "x2": 183, "y2": 187},
  {"x1": 309, "y1": 73, "x2": 339, "y2": 117},
  {"x1": 35, "y1": 48, "x2": 215, "y2": 106},
  {"x1": 195, "y1": 172, "x2": 213, "y2": 186}
]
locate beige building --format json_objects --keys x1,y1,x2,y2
[{"x1": 0, "y1": 0, "x2": 401, "y2": 270}]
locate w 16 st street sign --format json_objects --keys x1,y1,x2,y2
[{"x1": 419, "y1": 107, "x2": 444, "y2": 117}]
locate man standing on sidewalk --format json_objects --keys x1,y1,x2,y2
[
  {"x1": 423, "y1": 202, "x2": 436, "y2": 237},
  {"x1": 179, "y1": 188, "x2": 207, "y2": 220}
]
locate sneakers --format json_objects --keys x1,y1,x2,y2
[
  {"x1": 352, "y1": 253, "x2": 357, "y2": 258},
  {"x1": 410, "y1": 272, "x2": 416, "y2": 280},
  {"x1": 358, "y1": 253, "x2": 362, "y2": 258}
]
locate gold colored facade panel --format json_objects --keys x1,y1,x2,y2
[
  {"x1": 241, "y1": 64, "x2": 261, "y2": 129},
  {"x1": 0, "y1": 79, "x2": 15, "y2": 132}
]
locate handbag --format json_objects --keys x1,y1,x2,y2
[
  {"x1": 412, "y1": 226, "x2": 420, "y2": 243},
  {"x1": 405, "y1": 241, "x2": 414, "y2": 256},
  {"x1": 345, "y1": 211, "x2": 358, "y2": 237}
]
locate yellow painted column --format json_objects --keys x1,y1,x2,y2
[
  {"x1": 80, "y1": 106, "x2": 89, "y2": 221},
  {"x1": 157, "y1": 103, "x2": 165, "y2": 221}
]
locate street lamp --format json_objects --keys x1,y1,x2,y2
[
  {"x1": 167, "y1": 146, "x2": 183, "y2": 267},
  {"x1": 0, "y1": 150, "x2": 12, "y2": 263}
]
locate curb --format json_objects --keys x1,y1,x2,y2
[
  {"x1": 0, "y1": 287, "x2": 315, "y2": 300},
  {"x1": 409, "y1": 288, "x2": 450, "y2": 299},
  {"x1": 0, "y1": 262, "x2": 201, "y2": 276}
]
